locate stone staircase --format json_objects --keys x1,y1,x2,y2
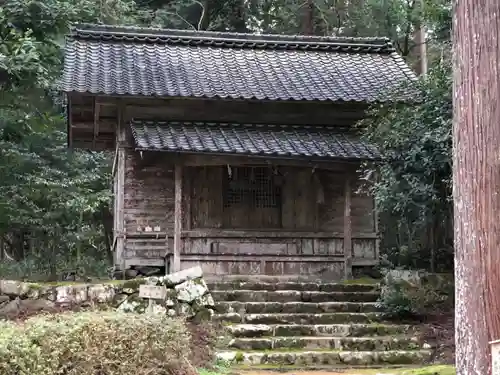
[{"x1": 207, "y1": 278, "x2": 433, "y2": 369}]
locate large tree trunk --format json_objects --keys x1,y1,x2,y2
[
  {"x1": 453, "y1": 1, "x2": 500, "y2": 374},
  {"x1": 230, "y1": 0, "x2": 247, "y2": 33},
  {"x1": 413, "y1": 0, "x2": 427, "y2": 75},
  {"x1": 302, "y1": 0, "x2": 314, "y2": 35}
]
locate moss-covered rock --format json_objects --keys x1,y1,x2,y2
[
  {"x1": 0, "y1": 266, "x2": 215, "y2": 322},
  {"x1": 216, "y1": 349, "x2": 433, "y2": 366},
  {"x1": 117, "y1": 292, "x2": 147, "y2": 313},
  {"x1": 176, "y1": 279, "x2": 209, "y2": 302}
]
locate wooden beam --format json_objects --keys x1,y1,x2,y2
[
  {"x1": 86, "y1": 93, "x2": 369, "y2": 114},
  {"x1": 92, "y1": 99, "x2": 101, "y2": 149},
  {"x1": 373, "y1": 196, "x2": 380, "y2": 265},
  {"x1": 111, "y1": 143, "x2": 119, "y2": 177},
  {"x1": 120, "y1": 230, "x2": 378, "y2": 239},
  {"x1": 343, "y1": 175, "x2": 353, "y2": 279},
  {"x1": 177, "y1": 153, "x2": 358, "y2": 170},
  {"x1": 67, "y1": 96, "x2": 73, "y2": 148},
  {"x1": 182, "y1": 229, "x2": 377, "y2": 239},
  {"x1": 184, "y1": 170, "x2": 192, "y2": 230},
  {"x1": 125, "y1": 257, "x2": 167, "y2": 268},
  {"x1": 352, "y1": 258, "x2": 378, "y2": 267},
  {"x1": 123, "y1": 255, "x2": 377, "y2": 270},
  {"x1": 181, "y1": 254, "x2": 345, "y2": 262},
  {"x1": 114, "y1": 101, "x2": 126, "y2": 271},
  {"x1": 173, "y1": 164, "x2": 183, "y2": 272}
]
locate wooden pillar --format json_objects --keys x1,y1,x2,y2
[
  {"x1": 184, "y1": 169, "x2": 192, "y2": 231},
  {"x1": 173, "y1": 164, "x2": 183, "y2": 272},
  {"x1": 113, "y1": 103, "x2": 126, "y2": 271},
  {"x1": 344, "y1": 176, "x2": 353, "y2": 280},
  {"x1": 373, "y1": 197, "x2": 380, "y2": 266}
]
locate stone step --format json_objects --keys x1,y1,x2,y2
[
  {"x1": 211, "y1": 290, "x2": 380, "y2": 303},
  {"x1": 226, "y1": 323, "x2": 415, "y2": 338},
  {"x1": 216, "y1": 349, "x2": 433, "y2": 366},
  {"x1": 215, "y1": 301, "x2": 380, "y2": 314},
  {"x1": 216, "y1": 312, "x2": 382, "y2": 325},
  {"x1": 207, "y1": 281, "x2": 378, "y2": 293},
  {"x1": 228, "y1": 336, "x2": 429, "y2": 351}
]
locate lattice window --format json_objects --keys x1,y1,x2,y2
[{"x1": 223, "y1": 166, "x2": 282, "y2": 208}]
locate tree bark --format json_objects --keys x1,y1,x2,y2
[
  {"x1": 453, "y1": 1, "x2": 500, "y2": 374},
  {"x1": 230, "y1": 0, "x2": 248, "y2": 33},
  {"x1": 415, "y1": 0, "x2": 427, "y2": 75},
  {"x1": 302, "y1": 0, "x2": 314, "y2": 35},
  {"x1": 199, "y1": 0, "x2": 211, "y2": 30}
]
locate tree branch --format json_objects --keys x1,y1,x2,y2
[
  {"x1": 313, "y1": 2, "x2": 331, "y2": 35},
  {"x1": 163, "y1": 10, "x2": 197, "y2": 30},
  {"x1": 192, "y1": 0, "x2": 206, "y2": 30}
]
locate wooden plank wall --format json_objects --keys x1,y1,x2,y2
[
  {"x1": 67, "y1": 95, "x2": 368, "y2": 149},
  {"x1": 120, "y1": 150, "x2": 377, "y2": 276},
  {"x1": 122, "y1": 150, "x2": 174, "y2": 262},
  {"x1": 187, "y1": 165, "x2": 375, "y2": 234},
  {"x1": 123, "y1": 154, "x2": 175, "y2": 234},
  {"x1": 69, "y1": 95, "x2": 377, "y2": 277}
]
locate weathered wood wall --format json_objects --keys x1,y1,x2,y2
[
  {"x1": 185, "y1": 165, "x2": 375, "y2": 233},
  {"x1": 72, "y1": 94, "x2": 377, "y2": 277},
  {"x1": 67, "y1": 95, "x2": 368, "y2": 149},
  {"x1": 121, "y1": 148, "x2": 378, "y2": 277}
]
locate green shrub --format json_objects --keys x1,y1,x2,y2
[
  {"x1": 0, "y1": 255, "x2": 110, "y2": 282},
  {"x1": 0, "y1": 311, "x2": 197, "y2": 375},
  {"x1": 377, "y1": 273, "x2": 454, "y2": 320},
  {"x1": 376, "y1": 278, "x2": 418, "y2": 319}
]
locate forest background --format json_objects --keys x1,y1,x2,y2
[{"x1": 0, "y1": 0, "x2": 452, "y2": 280}]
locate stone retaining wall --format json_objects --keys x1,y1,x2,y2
[{"x1": 0, "y1": 266, "x2": 215, "y2": 320}]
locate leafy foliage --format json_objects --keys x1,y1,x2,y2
[
  {"x1": 359, "y1": 61, "x2": 453, "y2": 271},
  {"x1": 0, "y1": 0, "x2": 452, "y2": 278},
  {"x1": 361, "y1": 63, "x2": 452, "y2": 217},
  {"x1": 377, "y1": 272, "x2": 454, "y2": 319},
  {"x1": 0, "y1": 0, "x2": 138, "y2": 278}
]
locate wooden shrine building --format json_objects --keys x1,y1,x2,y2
[{"x1": 61, "y1": 24, "x2": 416, "y2": 280}]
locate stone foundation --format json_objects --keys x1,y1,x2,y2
[
  {"x1": 112, "y1": 265, "x2": 167, "y2": 279},
  {"x1": 0, "y1": 266, "x2": 215, "y2": 320}
]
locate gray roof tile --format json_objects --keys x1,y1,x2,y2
[
  {"x1": 130, "y1": 120, "x2": 380, "y2": 160},
  {"x1": 62, "y1": 24, "x2": 417, "y2": 102}
]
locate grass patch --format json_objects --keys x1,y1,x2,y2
[
  {"x1": 397, "y1": 366, "x2": 455, "y2": 375},
  {"x1": 199, "y1": 370, "x2": 225, "y2": 375},
  {"x1": 353, "y1": 365, "x2": 455, "y2": 375},
  {"x1": 198, "y1": 358, "x2": 232, "y2": 375},
  {"x1": 229, "y1": 365, "x2": 455, "y2": 374}
]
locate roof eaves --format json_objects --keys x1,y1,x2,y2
[
  {"x1": 133, "y1": 147, "x2": 381, "y2": 162},
  {"x1": 129, "y1": 119, "x2": 382, "y2": 161},
  {"x1": 61, "y1": 90, "x2": 416, "y2": 104},
  {"x1": 389, "y1": 51, "x2": 419, "y2": 82}
]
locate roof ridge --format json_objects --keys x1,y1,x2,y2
[
  {"x1": 69, "y1": 23, "x2": 395, "y2": 53},
  {"x1": 131, "y1": 119, "x2": 355, "y2": 130}
]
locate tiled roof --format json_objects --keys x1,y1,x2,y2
[
  {"x1": 62, "y1": 24, "x2": 417, "y2": 102},
  {"x1": 130, "y1": 120, "x2": 380, "y2": 160}
]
